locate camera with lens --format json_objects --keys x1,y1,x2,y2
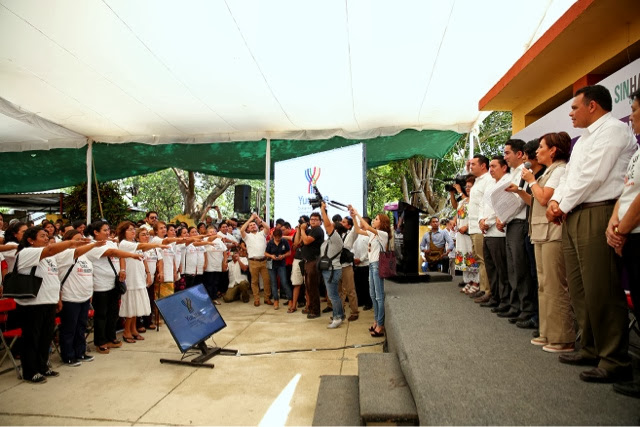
[
  {"x1": 444, "y1": 174, "x2": 469, "y2": 196},
  {"x1": 308, "y1": 186, "x2": 324, "y2": 209}
]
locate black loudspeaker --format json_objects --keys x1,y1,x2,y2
[{"x1": 234, "y1": 185, "x2": 251, "y2": 213}]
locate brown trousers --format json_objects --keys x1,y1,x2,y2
[
  {"x1": 534, "y1": 241, "x2": 574, "y2": 344},
  {"x1": 471, "y1": 233, "x2": 490, "y2": 294},
  {"x1": 563, "y1": 204, "x2": 630, "y2": 373},
  {"x1": 249, "y1": 259, "x2": 271, "y2": 301}
]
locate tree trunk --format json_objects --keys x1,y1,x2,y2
[{"x1": 171, "y1": 168, "x2": 236, "y2": 220}]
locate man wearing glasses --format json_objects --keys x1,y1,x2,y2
[{"x1": 141, "y1": 211, "x2": 159, "y2": 233}]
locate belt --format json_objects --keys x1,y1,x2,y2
[
  {"x1": 572, "y1": 199, "x2": 617, "y2": 212},
  {"x1": 508, "y1": 219, "x2": 527, "y2": 224},
  {"x1": 249, "y1": 257, "x2": 266, "y2": 261}
]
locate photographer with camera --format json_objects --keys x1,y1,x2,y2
[
  {"x1": 318, "y1": 202, "x2": 346, "y2": 329},
  {"x1": 300, "y1": 212, "x2": 324, "y2": 319}
]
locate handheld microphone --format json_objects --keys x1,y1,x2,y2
[{"x1": 518, "y1": 161, "x2": 532, "y2": 190}]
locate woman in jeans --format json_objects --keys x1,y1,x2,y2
[
  {"x1": 319, "y1": 202, "x2": 346, "y2": 329},
  {"x1": 265, "y1": 228, "x2": 292, "y2": 310},
  {"x1": 349, "y1": 206, "x2": 390, "y2": 337}
]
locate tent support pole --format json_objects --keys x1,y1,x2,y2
[
  {"x1": 265, "y1": 138, "x2": 271, "y2": 224},
  {"x1": 86, "y1": 139, "x2": 92, "y2": 224}
]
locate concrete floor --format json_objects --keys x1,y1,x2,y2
[{"x1": 0, "y1": 297, "x2": 381, "y2": 426}]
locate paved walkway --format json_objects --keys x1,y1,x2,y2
[{"x1": 0, "y1": 297, "x2": 380, "y2": 426}]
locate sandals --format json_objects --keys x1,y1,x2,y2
[
  {"x1": 371, "y1": 329, "x2": 385, "y2": 337},
  {"x1": 287, "y1": 308, "x2": 297, "y2": 313},
  {"x1": 96, "y1": 345, "x2": 110, "y2": 353},
  {"x1": 137, "y1": 327, "x2": 147, "y2": 333},
  {"x1": 147, "y1": 324, "x2": 157, "y2": 330},
  {"x1": 133, "y1": 334, "x2": 145, "y2": 341},
  {"x1": 123, "y1": 337, "x2": 136, "y2": 344}
]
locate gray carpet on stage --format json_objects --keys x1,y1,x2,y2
[{"x1": 384, "y1": 280, "x2": 640, "y2": 425}]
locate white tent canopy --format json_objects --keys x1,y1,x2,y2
[{"x1": 0, "y1": 0, "x2": 576, "y2": 151}]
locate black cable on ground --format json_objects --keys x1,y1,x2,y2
[{"x1": 216, "y1": 341, "x2": 385, "y2": 357}]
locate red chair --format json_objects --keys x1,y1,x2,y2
[
  {"x1": 626, "y1": 291, "x2": 640, "y2": 350},
  {"x1": 0, "y1": 298, "x2": 22, "y2": 378}
]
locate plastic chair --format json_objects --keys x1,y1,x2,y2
[{"x1": 0, "y1": 298, "x2": 22, "y2": 378}]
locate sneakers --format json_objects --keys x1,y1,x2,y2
[
  {"x1": 542, "y1": 343, "x2": 575, "y2": 353},
  {"x1": 26, "y1": 373, "x2": 47, "y2": 384},
  {"x1": 43, "y1": 370, "x2": 60, "y2": 377},
  {"x1": 531, "y1": 337, "x2": 548, "y2": 346},
  {"x1": 327, "y1": 318, "x2": 343, "y2": 329},
  {"x1": 63, "y1": 359, "x2": 82, "y2": 367},
  {"x1": 78, "y1": 354, "x2": 95, "y2": 362}
]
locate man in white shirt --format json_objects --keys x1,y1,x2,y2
[
  {"x1": 547, "y1": 84, "x2": 636, "y2": 383},
  {"x1": 222, "y1": 251, "x2": 250, "y2": 303},
  {"x1": 240, "y1": 213, "x2": 272, "y2": 306},
  {"x1": 479, "y1": 156, "x2": 511, "y2": 313},
  {"x1": 353, "y1": 217, "x2": 372, "y2": 310},
  {"x1": 495, "y1": 139, "x2": 536, "y2": 321},
  {"x1": 467, "y1": 155, "x2": 492, "y2": 297}
]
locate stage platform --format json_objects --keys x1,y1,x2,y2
[{"x1": 315, "y1": 278, "x2": 640, "y2": 425}]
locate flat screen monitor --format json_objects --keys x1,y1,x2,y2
[{"x1": 155, "y1": 284, "x2": 227, "y2": 353}]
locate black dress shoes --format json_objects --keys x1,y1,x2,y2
[
  {"x1": 579, "y1": 367, "x2": 632, "y2": 383},
  {"x1": 613, "y1": 380, "x2": 640, "y2": 398},
  {"x1": 516, "y1": 318, "x2": 538, "y2": 329},
  {"x1": 497, "y1": 311, "x2": 520, "y2": 318},
  {"x1": 558, "y1": 353, "x2": 599, "y2": 366},
  {"x1": 491, "y1": 306, "x2": 510, "y2": 313},
  {"x1": 508, "y1": 317, "x2": 519, "y2": 324},
  {"x1": 322, "y1": 306, "x2": 333, "y2": 313},
  {"x1": 480, "y1": 300, "x2": 499, "y2": 308}
]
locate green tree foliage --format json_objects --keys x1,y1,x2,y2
[
  {"x1": 119, "y1": 169, "x2": 183, "y2": 221},
  {"x1": 365, "y1": 111, "x2": 512, "y2": 219},
  {"x1": 65, "y1": 181, "x2": 129, "y2": 224}
]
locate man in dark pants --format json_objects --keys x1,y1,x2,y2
[
  {"x1": 500, "y1": 139, "x2": 536, "y2": 321},
  {"x1": 547, "y1": 84, "x2": 636, "y2": 383},
  {"x1": 300, "y1": 212, "x2": 324, "y2": 318},
  {"x1": 479, "y1": 156, "x2": 511, "y2": 310},
  {"x1": 353, "y1": 216, "x2": 372, "y2": 310}
]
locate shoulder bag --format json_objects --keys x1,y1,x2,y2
[
  {"x1": 107, "y1": 257, "x2": 127, "y2": 295},
  {"x1": 378, "y1": 236, "x2": 396, "y2": 279},
  {"x1": 2, "y1": 254, "x2": 44, "y2": 299}
]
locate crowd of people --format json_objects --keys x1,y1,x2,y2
[
  {"x1": 0, "y1": 197, "x2": 392, "y2": 384},
  {"x1": 424, "y1": 85, "x2": 639, "y2": 398}
]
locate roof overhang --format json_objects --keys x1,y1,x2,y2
[{"x1": 479, "y1": 0, "x2": 640, "y2": 118}]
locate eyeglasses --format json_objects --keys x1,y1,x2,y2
[{"x1": 149, "y1": 216, "x2": 158, "y2": 220}]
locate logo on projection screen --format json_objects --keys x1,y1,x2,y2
[
  {"x1": 181, "y1": 297, "x2": 194, "y2": 314},
  {"x1": 305, "y1": 167, "x2": 321, "y2": 192}
]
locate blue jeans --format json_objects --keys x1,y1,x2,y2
[
  {"x1": 323, "y1": 269, "x2": 343, "y2": 320},
  {"x1": 369, "y1": 262, "x2": 385, "y2": 326},
  {"x1": 269, "y1": 265, "x2": 292, "y2": 301}
]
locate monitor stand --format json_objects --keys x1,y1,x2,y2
[{"x1": 160, "y1": 342, "x2": 238, "y2": 369}]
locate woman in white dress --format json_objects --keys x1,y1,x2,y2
[
  {"x1": 115, "y1": 221, "x2": 166, "y2": 343},
  {"x1": 454, "y1": 176, "x2": 480, "y2": 290}
]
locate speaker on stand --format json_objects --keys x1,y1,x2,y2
[{"x1": 234, "y1": 185, "x2": 251, "y2": 213}]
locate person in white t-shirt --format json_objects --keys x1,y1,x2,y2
[
  {"x1": 606, "y1": 87, "x2": 640, "y2": 397},
  {"x1": 241, "y1": 213, "x2": 272, "y2": 306},
  {"x1": 136, "y1": 228, "x2": 163, "y2": 333},
  {"x1": 115, "y1": 221, "x2": 167, "y2": 344},
  {"x1": 57, "y1": 229, "x2": 112, "y2": 366},
  {"x1": 183, "y1": 226, "x2": 212, "y2": 290},
  {"x1": 204, "y1": 225, "x2": 227, "y2": 305},
  {"x1": 349, "y1": 206, "x2": 390, "y2": 338},
  {"x1": 222, "y1": 251, "x2": 250, "y2": 303},
  {"x1": 14, "y1": 226, "x2": 94, "y2": 384},
  {"x1": 85, "y1": 221, "x2": 144, "y2": 355}
]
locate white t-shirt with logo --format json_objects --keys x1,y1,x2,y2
[
  {"x1": 16, "y1": 247, "x2": 73, "y2": 306},
  {"x1": 90, "y1": 241, "x2": 118, "y2": 292},
  {"x1": 367, "y1": 230, "x2": 389, "y2": 264},
  {"x1": 58, "y1": 249, "x2": 93, "y2": 303},
  {"x1": 184, "y1": 244, "x2": 205, "y2": 275},
  {"x1": 205, "y1": 238, "x2": 227, "y2": 272}
]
